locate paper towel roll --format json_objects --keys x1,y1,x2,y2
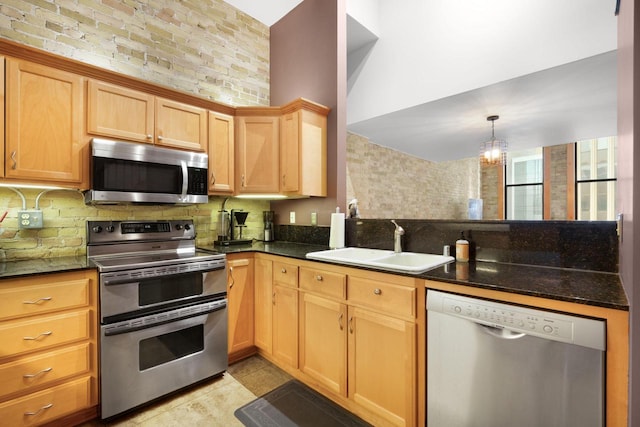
[{"x1": 329, "y1": 212, "x2": 345, "y2": 249}]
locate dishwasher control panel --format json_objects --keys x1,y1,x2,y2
[{"x1": 427, "y1": 290, "x2": 606, "y2": 350}]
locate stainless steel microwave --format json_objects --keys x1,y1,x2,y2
[{"x1": 84, "y1": 138, "x2": 209, "y2": 204}]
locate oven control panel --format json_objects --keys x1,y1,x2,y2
[{"x1": 87, "y1": 220, "x2": 195, "y2": 244}]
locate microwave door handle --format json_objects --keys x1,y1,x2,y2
[{"x1": 180, "y1": 160, "x2": 188, "y2": 199}]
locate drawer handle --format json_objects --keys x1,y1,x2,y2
[
  {"x1": 229, "y1": 266, "x2": 234, "y2": 288},
  {"x1": 281, "y1": 268, "x2": 287, "y2": 274},
  {"x1": 315, "y1": 275, "x2": 323, "y2": 282},
  {"x1": 338, "y1": 313, "x2": 344, "y2": 330},
  {"x1": 373, "y1": 288, "x2": 382, "y2": 295},
  {"x1": 25, "y1": 403, "x2": 53, "y2": 416},
  {"x1": 23, "y1": 296, "x2": 53, "y2": 305},
  {"x1": 23, "y1": 367, "x2": 53, "y2": 379},
  {"x1": 23, "y1": 331, "x2": 52, "y2": 341}
]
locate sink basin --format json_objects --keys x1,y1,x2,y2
[{"x1": 306, "y1": 247, "x2": 454, "y2": 274}]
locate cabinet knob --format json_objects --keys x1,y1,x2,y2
[
  {"x1": 11, "y1": 151, "x2": 17, "y2": 169},
  {"x1": 211, "y1": 172, "x2": 216, "y2": 185},
  {"x1": 373, "y1": 288, "x2": 382, "y2": 295},
  {"x1": 281, "y1": 268, "x2": 287, "y2": 274},
  {"x1": 146, "y1": 134, "x2": 153, "y2": 139},
  {"x1": 157, "y1": 135, "x2": 164, "y2": 141},
  {"x1": 241, "y1": 174, "x2": 246, "y2": 187},
  {"x1": 315, "y1": 275, "x2": 323, "y2": 282}
]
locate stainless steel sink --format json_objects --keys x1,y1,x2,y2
[{"x1": 305, "y1": 247, "x2": 454, "y2": 274}]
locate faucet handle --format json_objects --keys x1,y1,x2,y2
[{"x1": 391, "y1": 220, "x2": 404, "y2": 235}]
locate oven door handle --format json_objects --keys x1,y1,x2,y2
[
  {"x1": 180, "y1": 160, "x2": 189, "y2": 200},
  {"x1": 103, "y1": 300, "x2": 227, "y2": 336}
]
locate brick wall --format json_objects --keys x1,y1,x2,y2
[
  {"x1": 0, "y1": 0, "x2": 270, "y2": 260},
  {"x1": 346, "y1": 132, "x2": 480, "y2": 219},
  {"x1": 0, "y1": 0, "x2": 269, "y2": 106}
]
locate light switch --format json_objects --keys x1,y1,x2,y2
[{"x1": 290, "y1": 211, "x2": 296, "y2": 224}]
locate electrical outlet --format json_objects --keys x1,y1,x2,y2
[
  {"x1": 311, "y1": 212, "x2": 317, "y2": 226},
  {"x1": 290, "y1": 211, "x2": 296, "y2": 224},
  {"x1": 18, "y1": 210, "x2": 43, "y2": 229}
]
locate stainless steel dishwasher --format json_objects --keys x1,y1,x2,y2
[{"x1": 426, "y1": 289, "x2": 606, "y2": 427}]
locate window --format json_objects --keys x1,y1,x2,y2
[
  {"x1": 576, "y1": 137, "x2": 617, "y2": 220},
  {"x1": 505, "y1": 148, "x2": 543, "y2": 220}
]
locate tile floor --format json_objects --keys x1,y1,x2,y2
[{"x1": 81, "y1": 355, "x2": 293, "y2": 427}]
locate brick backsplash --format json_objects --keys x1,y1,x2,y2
[{"x1": 0, "y1": 189, "x2": 268, "y2": 261}]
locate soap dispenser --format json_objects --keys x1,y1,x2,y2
[{"x1": 456, "y1": 232, "x2": 469, "y2": 262}]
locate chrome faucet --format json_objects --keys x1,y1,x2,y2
[{"x1": 391, "y1": 220, "x2": 404, "y2": 253}]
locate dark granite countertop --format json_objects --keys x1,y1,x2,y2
[
  {"x1": 200, "y1": 241, "x2": 628, "y2": 311},
  {"x1": 1, "y1": 242, "x2": 627, "y2": 311},
  {"x1": 0, "y1": 256, "x2": 92, "y2": 279}
]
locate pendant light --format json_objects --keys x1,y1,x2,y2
[{"x1": 480, "y1": 115, "x2": 507, "y2": 165}]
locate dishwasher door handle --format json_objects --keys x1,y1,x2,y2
[{"x1": 479, "y1": 324, "x2": 527, "y2": 340}]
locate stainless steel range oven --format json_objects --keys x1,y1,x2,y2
[{"x1": 87, "y1": 220, "x2": 228, "y2": 419}]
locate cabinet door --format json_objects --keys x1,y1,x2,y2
[
  {"x1": 272, "y1": 284, "x2": 298, "y2": 368},
  {"x1": 6, "y1": 59, "x2": 85, "y2": 184},
  {"x1": 280, "y1": 111, "x2": 300, "y2": 193},
  {"x1": 254, "y1": 256, "x2": 273, "y2": 353},
  {"x1": 155, "y1": 98, "x2": 207, "y2": 151},
  {"x1": 208, "y1": 111, "x2": 235, "y2": 194},
  {"x1": 235, "y1": 116, "x2": 280, "y2": 193},
  {"x1": 0, "y1": 56, "x2": 4, "y2": 178},
  {"x1": 348, "y1": 306, "x2": 416, "y2": 427},
  {"x1": 87, "y1": 80, "x2": 154, "y2": 143},
  {"x1": 227, "y1": 257, "x2": 254, "y2": 357},
  {"x1": 299, "y1": 292, "x2": 347, "y2": 396}
]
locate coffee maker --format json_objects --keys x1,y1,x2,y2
[
  {"x1": 263, "y1": 211, "x2": 274, "y2": 242},
  {"x1": 230, "y1": 209, "x2": 252, "y2": 244},
  {"x1": 214, "y1": 207, "x2": 252, "y2": 246}
]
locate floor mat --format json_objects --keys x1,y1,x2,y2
[{"x1": 234, "y1": 380, "x2": 372, "y2": 427}]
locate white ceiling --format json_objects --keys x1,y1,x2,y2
[
  {"x1": 223, "y1": 0, "x2": 303, "y2": 26},
  {"x1": 226, "y1": 1, "x2": 618, "y2": 162}
]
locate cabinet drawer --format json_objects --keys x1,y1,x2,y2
[
  {"x1": 0, "y1": 376, "x2": 91, "y2": 426},
  {"x1": 0, "y1": 279, "x2": 91, "y2": 322},
  {"x1": 0, "y1": 343, "x2": 91, "y2": 400},
  {"x1": 273, "y1": 261, "x2": 299, "y2": 288},
  {"x1": 299, "y1": 267, "x2": 346, "y2": 300},
  {"x1": 347, "y1": 277, "x2": 416, "y2": 318},
  {"x1": 0, "y1": 311, "x2": 91, "y2": 360}
]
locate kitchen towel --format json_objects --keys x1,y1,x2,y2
[{"x1": 329, "y1": 209, "x2": 345, "y2": 249}]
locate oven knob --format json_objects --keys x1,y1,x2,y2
[
  {"x1": 105, "y1": 225, "x2": 115, "y2": 232},
  {"x1": 92, "y1": 225, "x2": 103, "y2": 233},
  {"x1": 184, "y1": 224, "x2": 191, "y2": 230},
  {"x1": 175, "y1": 224, "x2": 183, "y2": 230}
]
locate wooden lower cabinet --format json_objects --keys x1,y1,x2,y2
[
  {"x1": 254, "y1": 255, "x2": 273, "y2": 354},
  {"x1": 299, "y1": 292, "x2": 347, "y2": 396},
  {"x1": 0, "y1": 270, "x2": 98, "y2": 427},
  {"x1": 272, "y1": 284, "x2": 298, "y2": 368},
  {"x1": 347, "y1": 306, "x2": 416, "y2": 427},
  {"x1": 227, "y1": 255, "x2": 255, "y2": 362}
]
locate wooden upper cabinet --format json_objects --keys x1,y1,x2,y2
[
  {"x1": 235, "y1": 113, "x2": 280, "y2": 194},
  {"x1": 87, "y1": 80, "x2": 154, "y2": 143},
  {"x1": 5, "y1": 58, "x2": 85, "y2": 186},
  {"x1": 280, "y1": 99, "x2": 330, "y2": 197},
  {"x1": 155, "y1": 97, "x2": 207, "y2": 151},
  {"x1": 87, "y1": 81, "x2": 207, "y2": 151},
  {"x1": 208, "y1": 111, "x2": 235, "y2": 194},
  {"x1": 0, "y1": 56, "x2": 4, "y2": 178}
]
